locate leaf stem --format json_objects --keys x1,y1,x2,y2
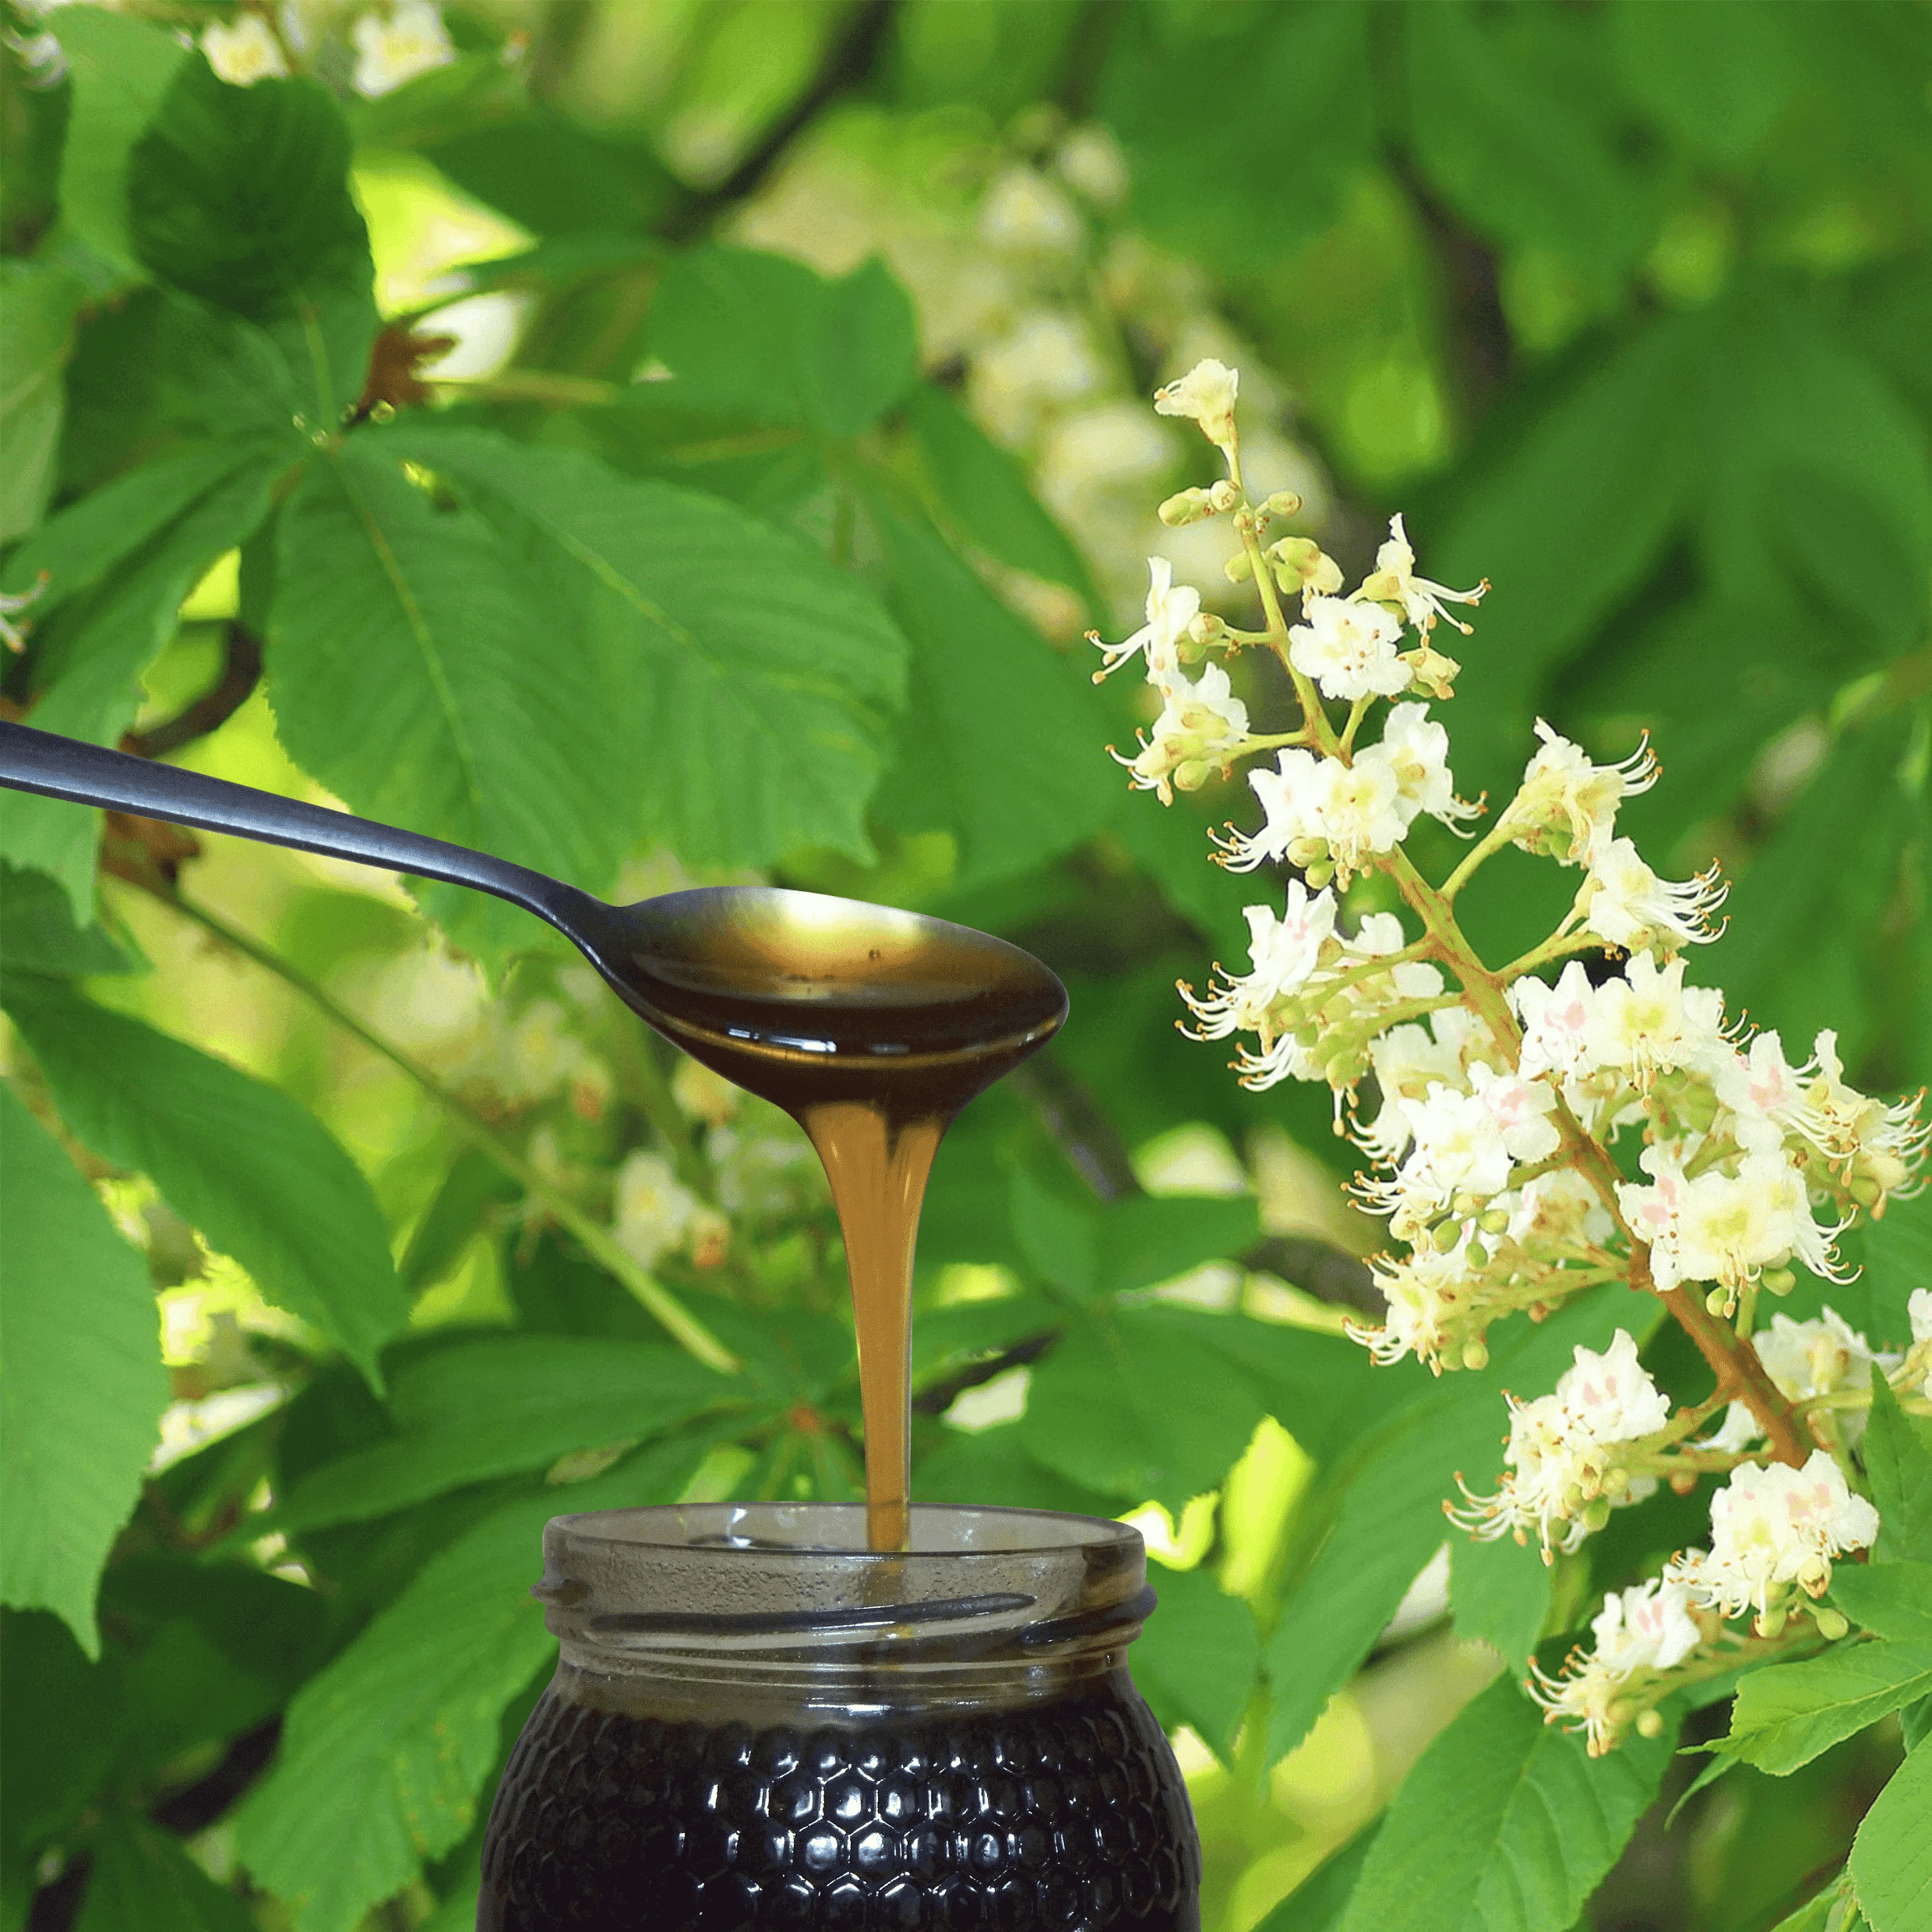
[{"x1": 160, "y1": 887, "x2": 742, "y2": 1375}]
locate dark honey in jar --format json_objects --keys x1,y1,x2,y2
[{"x1": 478, "y1": 1501, "x2": 1200, "y2": 1930}]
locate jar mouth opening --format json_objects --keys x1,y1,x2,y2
[{"x1": 547, "y1": 1500, "x2": 1141, "y2": 1560}]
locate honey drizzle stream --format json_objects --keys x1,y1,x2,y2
[{"x1": 801, "y1": 1105, "x2": 943, "y2": 1553}]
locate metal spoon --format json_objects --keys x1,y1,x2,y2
[{"x1": 0, "y1": 720, "x2": 1067, "y2": 1117}]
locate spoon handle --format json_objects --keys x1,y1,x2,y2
[{"x1": 0, "y1": 720, "x2": 577, "y2": 926}]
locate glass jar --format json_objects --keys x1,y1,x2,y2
[{"x1": 478, "y1": 1500, "x2": 1200, "y2": 1930}]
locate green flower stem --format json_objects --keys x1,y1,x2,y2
[
  {"x1": 164, "y1": 888, "x2": 743, "y2": 1376},
  {"x1": 1495, "y1": 932, "x2": 1601, "y2": 982},
  {"x1": 1437, "y1": 816, "x2": 1520, "y2": 902},
  {"x1": 1226, "y1": 453, "x2": 1334, "y2": 743}
]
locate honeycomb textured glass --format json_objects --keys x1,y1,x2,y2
[{"x1": 481, "y1": 1683, "x2": 1198, "y2": 1930}]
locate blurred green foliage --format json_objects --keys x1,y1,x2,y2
[{"x1": 1, "y1": 3, "x2": 1927, "y2": 1930}]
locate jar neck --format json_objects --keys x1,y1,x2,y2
[{"x1": 550, "y1": 1647, "x2": 1138, "y2": 1725}]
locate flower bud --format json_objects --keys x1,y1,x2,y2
[
  {"x1": 1400, "y1": 641, "x2": 1461, "y2": 700},
  {"x1": 1634, "y1": 1709, "x2": 1665, "y2": 1740},
  {"x1": 1754, "y1": 1603, "x2": 1789, "y2": 1639},
  {"x1": 1286, "y1": 837, "x2": 1326, "y2": 867},
  {"x1": 1432, "y1": 1220, "x2": 1461, "y2": 1254},
  {"x1": 1159, "y1": 486, "x2": 1218, "y2": 527},
  {"x1": 1222, "y1": 547, "x2": 1255, "y2": 584},
  {"x1": 1262, "y1": 489, "x2": 1303, "y2": 518},
  {"x1": 1264, "y1": 537, "x2": 1341, "y2": 598},
  {"x1": 1209, "y1": 478, "x2": 1241, "y2": 513},
  {"x1": 1705, "y1": 1287, "x2": 1730, "y2": 1316},
  {"x1": 1461, "y1": 1340, "x2": 1490, "y2": 1370},
  {"x1": 1850, "y1": 1175, "x2": 1882, "y2": 1209},
  {"x1": 1582, "y1": 1497, "x2": 1613, "y2": 1532},
  {"x1": 1762, "y1": 1267, "x2": 1796, "y2": 1297},
  {"x1": 1479, "y1": 1208, "x2": 1512, "y2": 1235},
  {"x1": 1813, "y1": 1605, "x2": 1850, "y2": 1642},
  {"x1": 1172, "y1": 758, "x2": 1213, "y2": 793},
  {"x1": 1186, "y1": 612, "x2": 1229, "y2": 647},
  {"x1": 1303, "y1": 861, "x2": 1334, "y2": 890},
  {"x1": 1602, "y1": 1466, "x2": 1629, "y2": 1497}
]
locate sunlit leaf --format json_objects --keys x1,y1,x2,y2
[
  {"x1": 130, "y1": 59, "x2": 370, "y2": 326},
  {"x1": 1451, "y1": 1533, "x2": 1554, "y2": 1677},
  {"x1": 904, "y1": 382, "x2": 1095, "y2": 604},
  {"x1": 276, "y1": 1334, "x2": 745, "y2": 1532},
  {"x1": 47, "y1": 7, "x2": 189, "y2": 275},
  {"x1": 2, "y1": 977, "x2": 407, "y2": 1388},
  {"x1": 1132, "y1": 1564, "x2": 1260, "y2": 1764},
  {"x1": 382, "y1": 426, "x2": 908, "y2": 874},
  {"x1": 865, "y1": 492, "x2": 1116, "y2": 888},
  {"x1": 1865, "y1": 1371, "x2": 1932, "y2": 1564},
  {"x1": 0, "y1": 454, "x2": 278, "y2": 914},
  {"x1": 1263, "y1": 1289, "x2": 1660, "y2": 1764},
  {"x1": 1849, "y1": 1739, "x2": 1932, "y2": 1932},
  {"x1": 0, "y1": 261, "x2": 85, "y2": 543},
  {"x1": 1725, "y1": 1642, "x2": 1932, "y2": 1776},
  {"x1": 0, "y1": 863, "x2": 139, "y2": 977},
  {"x1": 267, "y1": 441, "x2": 631, "y2": 959},
  {"x1": 1335, "y1": 1675, "x2": 1675, "y2": 1932},
  {"x1": 643, "y1": 245, "x2": 916, "y2": 439},
  {"x1": 1021, "y1": 1305, "x2": 1264, "y2": 1515},
  {"x1": 0, "y1": 1086, "x2": 167, "y2": 1657},
  {"x1": 74, "y1": 1814, "x2": 254, "y2": 1932}
]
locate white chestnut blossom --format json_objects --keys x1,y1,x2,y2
[
  {"x1": 351, "y1": 0, "x2": 455, "y2": 98},
  {"x1": 1369, "y1": 1064, "x2": 1560, "y2": 1236},
  {"x1": 1357, "y1": 514, "x2": 1488, "y2": 636},
  {"x1": 1091, "y1": 556, "x2": 1199, "y2": 683},
  {"x1": 1504, "y1": 1168, "x2": 1616, "y2": 1255},
  {"x1": 1356, "y1": 1013, "x2": 1477, "y2": 1164},
  {"x1": 1179, "y1": 882, "x2": 1337, "y2": 1042},
  {"x1": 1358, "y1": 1235, "x2": 1486, "y2": 1371},
  {"x1": 1714, "y1": 1031, "x2": 1814, "y2": 1155},
  {"x1": 1219, "y1": 748, "x2": 1408, "y2": 880},
  {"x1": 1669, "y1": 1451, "x2": 1880, "y2": 1622},
  {"x1": 1152, "y1": 357, "x2": 1239, "y2": 453},
  {"x1": 1451, "y1": 1330, "x2": 1670, "y2": 1556},
  {"x1": 202, "y1": 14, "x2": 289, "y2": 84},
  {"x1": 1529, "y1": 1578, "x2": 1702, "y2": 1755},
  {"x1": 1377, "y1": 703, "x2": 1480, "y2": 830},
  {"x1": 1116, "y1": 661, "x2": 1248, "y2": 803},
  {"x1": 1288, "y1": 595, "x2": 1411, "y2": 703},
  {"x1": 1580, "y1": 837, "x2": 1726, "y2": 952},
  {"x1": 1796, "y1": 1031, "x2": 1930, "y2": 1205},
  {"x1": 1620, "y1": 1148, "x2": 1844, "y2": 1298},
  {"x1": 1501, "y1": 721, "x2": 1658, "y2": 867},
  {"x1": 1583, "y1": 954, "x2": 1730, "y2": 1088},
  {"x1": 1511, "y1": 960, "x2": 1602, "y2": 1087}
]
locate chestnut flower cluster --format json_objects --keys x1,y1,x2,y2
[{"x1": 1095, "y1": 359, "x2": 1930, "y2": 1756}]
